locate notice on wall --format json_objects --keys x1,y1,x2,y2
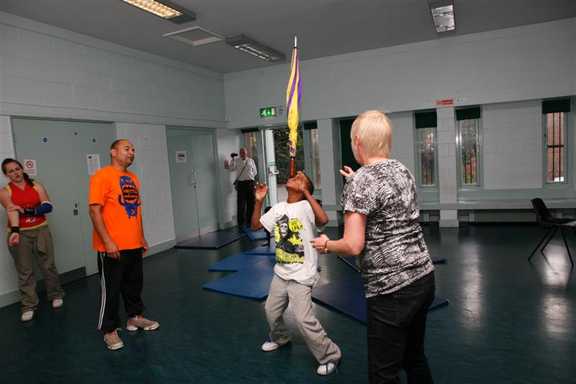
[
  {"x1": 435, "y1": 98, "x2": 454, "y2": 107},
  {"x1": 176, "y1": 151, "x2": 188, "y2": 163},
  {"x1": 86, "y1": 154, "x2": 101, "y2": 176},
  {"x1": 23, "y1": 159, "x2": 37, "y2": 176}
]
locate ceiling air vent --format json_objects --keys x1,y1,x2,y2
[{"x1": 163, "y1": 26, "x2": 224, "y2": 47}]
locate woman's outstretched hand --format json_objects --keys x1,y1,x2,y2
[
  {"x1": 339, "y1": 165, "x2": 355, "y2": 178},
  {"x1": 311, "y1": 234, "x2": 330, "y2": 254}
]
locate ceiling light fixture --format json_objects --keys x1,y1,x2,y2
[
  {"x1": 428, "y1": 0, "x2": 456, "y2": 33},
  {"x1": 226, "y1": 35, "x2": 285, "y2": 62},
  {"x1": 122, "y1": 0, "x2": 196, "y2": 24}
]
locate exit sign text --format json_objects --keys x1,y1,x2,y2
[{"x1": 259, "y1": 106, "x2": 277, "y2": 118}]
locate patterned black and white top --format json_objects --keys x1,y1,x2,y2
[{"x1": 342, "y1": 159, "x2": 434, "y2": 298}]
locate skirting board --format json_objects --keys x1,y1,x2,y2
[
  {"x1": 0, "y1": 266, "x2": 86, "y2": 308},
  {"x1": 145, "y1": 239, "x2": 177, "y2": 258},
  {"x1": 0, "y1": 239, "x2": 176, "y2": 308}
]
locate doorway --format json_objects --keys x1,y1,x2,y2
[
  {"x1": 166, "y1": 128, "x2": 218, "y2": 240},
  {"x1": 11, "y1": 118, "x2": 115, "y2": 277}
]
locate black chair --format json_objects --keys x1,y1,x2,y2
[{"x1": 529, "y1": 198, "x2": 575, "y2": 267}]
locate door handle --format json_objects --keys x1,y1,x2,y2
[{"x1": 268, "y1": 165, "x2": 279, "y2": 176}]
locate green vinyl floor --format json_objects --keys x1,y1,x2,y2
[{"x1": 0, "y1": 224, "x2": 575, "y2": 384}]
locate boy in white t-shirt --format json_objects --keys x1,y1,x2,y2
[{"x1": 251, "y1": 171, "x2": 342, "y2": 376}]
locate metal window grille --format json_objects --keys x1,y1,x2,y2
[
  {"x1": 545, "y1": 112, "x2": 566, "y2": 183},
  {"x1": 457, "y1": 118, "x2": 481, "y2": 186}
]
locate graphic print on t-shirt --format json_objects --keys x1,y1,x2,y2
[
  {"x1": 274, "y1": 214, "x2": 304, "y2": 264},
  {"x1": 118, "y1": 175, "x2": 141, "y2": 219}
]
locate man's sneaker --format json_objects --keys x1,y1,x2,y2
[
  {"x1": 317, "y1": 360, "x2": 339, "y2": 376},
  {"x1": 104, "y1": 331, "x2": 124, "y2": 351},
  {"x1": 20, "y1": 310, "x2": 34, "y2": 322},
  {"x1": 126, "y1": 316, "x2": 160, "y2": 331},
  {"x1": 261, "y1": 339, "x2": 290, "y2": 352},
  {"x1": 52, "y1": 298, "x2": 64, "y2": 309}
]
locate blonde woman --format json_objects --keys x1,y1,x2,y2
[{"x1": 312, "y1": 111, "x2": 435, "y2": 384}]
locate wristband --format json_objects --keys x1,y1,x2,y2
[
  {"x1": 323, "y1": 239, "x2": 329, "y2": 254},
  {"x1": 10, "y1": 226, "x2": 20, "y2": 234}
]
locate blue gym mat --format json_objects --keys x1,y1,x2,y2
[
  {"x1": 312, "y1": 276, "x2": 449, "y2": 323},
  {"x1": 242, "y1": 227, "x2": 269, "y2": 241},
  {"x1": 208, "y1": 252, "x2": 274, "y2": 272},
  {"x1": 204, "y1": 247, "x2": 449, "y2": 318},
  {"x1": 175, "y1": 229, "x2": 245, "y2": 249},
  {"x1": 202, "y1": 256, "x2": 274, "y2": 300}
]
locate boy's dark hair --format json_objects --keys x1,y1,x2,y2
[{"x1": 302, "y1": 172, "x2": 314, "y2": 195}]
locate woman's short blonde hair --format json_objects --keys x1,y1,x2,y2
[{"x1": 351, "y1": 110, "x2": 392, "y2": 158}]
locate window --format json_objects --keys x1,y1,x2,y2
[
  {"x1": 272, "y1": 126, "x2": 304, "y2": 184},
  {"x1": 414, "y1": 111, "x2": 437, "y2": 186},
  {"x1": 543, "y1": 98, "x2": 571, "y2": 184},
  {"x1": 456, "y1": 107, "x2": 481, "y2": 186},
  {"x1": 303, "y1": 121, "x2": 321, "y2": 189},
  {"x1": 242, "y1": 128, "x2": 260, "y2": 178}
]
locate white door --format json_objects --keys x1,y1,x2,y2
[
  {"x1": 167, "y1": 128, "x2": 218, "y2": 240},
  {"x1": 11, "y1": 118, "x2": 114, "y2": 276}
]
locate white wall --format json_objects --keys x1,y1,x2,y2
[
  {"x1": 0, "y1": 116, "x2": 18, "y2": 305},
  {"x1": 0, "y1": 11, "x2": 228, "y2": 306},
  {"x1": 224, "y1": 18, "x2": 576, "y2": 225},
  {"x1": 482, "y1": 101, "x2": 543, "y2": 190},
  {"x1": 0, "y1": 12, "x2": 225, "y2": 127},
  {"x1": 115, "y1": 123, "x2": 176, "y2": 249},
  {"x1": 225, "y1": 18, "x2": 575, "y2": 127}
]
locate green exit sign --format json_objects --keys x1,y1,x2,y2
[{"x1": 259, "y1": 106, "x2": 277, "y2": 118}]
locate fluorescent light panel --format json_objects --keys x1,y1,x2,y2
[
  {"x1": 122, "y1": 0, "x2": 196, "y2": 23},
  {"x1": 226, "y1": 35, "x2": 285, "y2": 62},
  {"x1": 429, "y1": 0, "x2": 455, "y2": 33}
]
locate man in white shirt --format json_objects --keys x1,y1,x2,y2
[{"x1": 224, "y1": 147, "x2": 257, "y2": 228}]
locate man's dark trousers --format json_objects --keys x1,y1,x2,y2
[{"x1": 236, "y1": 180, "x2": 255, "y2": 227}]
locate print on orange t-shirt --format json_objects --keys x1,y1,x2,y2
[{"x1": 89, "y1": 166, "x2": 145, "y2": 252}]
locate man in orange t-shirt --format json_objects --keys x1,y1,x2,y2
[{"x1": 89, "y1": 139, "x2": 159, "y2": 351}]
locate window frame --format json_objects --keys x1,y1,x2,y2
[
  {"x1": 302, "y1": 121, "x2": 322, "y2": 195},
  {"x1": 413, "y1": 110, "x2": 439, "y2": 188},
  {"x1": 542, "y1": 98, "x2": 572, "y2": 187},
  {"x1": 456, "y1": 107, "x2": 483, "y2": 189}
]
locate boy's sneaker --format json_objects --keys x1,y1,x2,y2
[
  {"x1": 261, "y1": 338, "x2": 290, "y2": 352},
  {"x1": 21, "y1": 310, "x2": 34, "y2": 322},
  {"x1": 104, "y1": 331, "x2": 124, "y2": 351},
  {"x1": 317, "y1": 360, "x2": 339, "y2": 376},
  {"x1": 52, "y1": 298, "x2": 64, "y2": 309},
  {"x1": 126, "y1": 316, "x2": 160, "y2": 331}
]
